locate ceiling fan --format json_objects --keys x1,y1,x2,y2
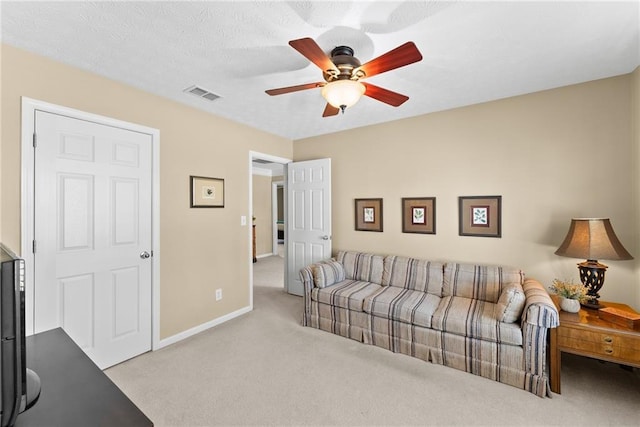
[{"x1": 265, "y1": 37, "x2": 423, "y2": 117}]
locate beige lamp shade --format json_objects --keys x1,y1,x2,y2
[{"x1": 554, "y1": 218, "x2": 633, "y2": 261}]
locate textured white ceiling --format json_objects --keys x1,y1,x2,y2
[{"x1": 2, "y1": 1, "x2": 639, "y2": 140}]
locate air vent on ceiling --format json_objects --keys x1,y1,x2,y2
[{"x1": 184, "y1": 85, "x2": 221, "y2": 102}]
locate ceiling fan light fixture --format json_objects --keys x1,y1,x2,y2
[{"x1": 321, "y1": 80, "x2": 365, "y2": 111}]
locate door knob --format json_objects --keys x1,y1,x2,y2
[
  {"x1": 320, "y1": 235, "x2": 330, "y2": 240},
  {"x1": 140, "y1": 251, "x2": 151, "y2": 259}
]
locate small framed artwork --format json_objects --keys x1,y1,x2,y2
[
  {"x1": 190, "y1": 175, "x2": 225, "y2": 208},
  {"x1": 402, "y1": 197, "x2": 436, "y2": 234},
  {"x1": 355, "y1": 198, "x2": 383, "y2": 232},
  {"x1": 458, "y1": 195, "x2": 501, "y2": 237}
]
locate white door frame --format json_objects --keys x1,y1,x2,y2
[
  {"x1": 248, "y1": 151, "x2": 290, "y2": 307},
  {"x1": 20, "y1": 97, "x2": 161, "y2": 351}
]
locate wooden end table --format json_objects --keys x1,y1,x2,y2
[{"x1": 549, "y1": 297, "x2": 640, "y2": 394}]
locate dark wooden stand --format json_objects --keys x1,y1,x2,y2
[
  {"x1": 252, "y1": 224, "x2": 257, "y2": 263},
  {"x1": 17, "y1": 328, "x2": 153, "y2": 426},
  {"x1": 549, "y1": 298, "x2": 640, "y2": 394}
]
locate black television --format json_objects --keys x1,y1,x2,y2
[{"x1": 0, "y1": 244, "x2": 40, "y2": 427}]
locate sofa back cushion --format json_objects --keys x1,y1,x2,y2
[
  {"x1": 443, "y1": 263, "x2": 524, "y2": 303},
  {"x1": 381, "y1": 256, "x2": 444, "y2": 296},
  {"x1": 336, "y1": 251, "x2": 384, "y2": 283},
  {"x1": 312, "y1": 260, "x2": 346, "y2": 288}
]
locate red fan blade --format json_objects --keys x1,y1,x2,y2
[
  {"x1": 265, "y1": 82, "x2": 324, "y2": 96},
  {"x1": 356, "y1": 42, "x2": 422, "y2": 78},
  {"x1": 322, "y1": 103, "x2": 340, "y2": 117},
  {"x1": 362, "y1": 83, "x2": 409, "y2": 107},
  {"x1": 289, "y1": 38, "x2": 338, "y2": 73}
]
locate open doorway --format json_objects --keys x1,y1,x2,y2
[
  {"x1": 272, "y1": 181, "x2": 285, "y2": 251},
  {"x1": 249, "y1": 152, "x2": 290, "y2": 304}
]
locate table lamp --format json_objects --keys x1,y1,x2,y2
[{"x1": 554, "y1": 218, "x2": 633, "y2": 309}]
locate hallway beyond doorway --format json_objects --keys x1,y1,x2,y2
[{"x1": 253, "y1": 243, "x2": 284, "y2": 289}]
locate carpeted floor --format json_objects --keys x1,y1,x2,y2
[
  {"x1": 252, "y1": 246, "x2": 285, "y2": 290},
  {"x1": 106, "y1": 253, "x2": 640, "y2": 426}
]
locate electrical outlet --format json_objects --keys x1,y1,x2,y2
[{"x1": 215, "y1": 289, "x2": 223, "y2": 301}]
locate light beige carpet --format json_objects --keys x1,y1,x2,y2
[
  {"x1": 252, "y1": 248, "x2": 285, "y2": 289},
  {"x1": 106, "y1": 255, "x2": 640, "y2": 426}
]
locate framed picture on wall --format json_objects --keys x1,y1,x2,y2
[
  {"x1": 355, "y1": 198, "x2": 383, "y2": 232},
  {"x1": 190, "y1": 175, "x2": 225, "y2": 208},
  {"x1": 402, "y1": 197, "x2": 436, "y2": 234},
  {"x1": 458, "y1": 195, "x2": 501, "y2": 237}
]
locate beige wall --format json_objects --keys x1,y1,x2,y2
[
  {"x1": 1, "y1": 44, "x2": 293, "y2": 339},
  {"x1": 294, "y1": 74, "x2": 639, "y2": 310},
  {"x1": 252, "y1": 174, "x2": 273, "y2": 256}
]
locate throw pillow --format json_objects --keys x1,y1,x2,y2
[
  {"x1": 312, "y1": 260, "x2": 345, "y2": 288},
  {"x1": 495, "y1": 284, "x2": 526, "y2": 323}
]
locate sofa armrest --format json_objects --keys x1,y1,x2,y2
[
  {"x1": 521, "y1": 278, "x2": 559, "y2": 328},
  {"x1": 299, "y1": 260, "x2": 338, "y2": 325},
  {"x1": 299, "y1": 265, "x2": 315, "y2": 326},
  {"x1": 520, "y1": 278, "x2": 559, "y2": 397},
  {"x1": 299, "y1": 265, "x2": 316, "y2": 296}
]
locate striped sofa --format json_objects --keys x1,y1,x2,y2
[{"x1": 300, "y1": 251, "x2": 559, "y2": 397}]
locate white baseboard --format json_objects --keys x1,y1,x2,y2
[
  {"x1": 154, "y1": 305, "x2": 252, "y2": 350},
  {"x1": 256, "y1": 253, "x2": 274, "y2": 259}
]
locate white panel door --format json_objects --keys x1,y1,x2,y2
[
  {"x1": 34, "y1": 111, "x2": 152, "y2": 369},
  {"x1": 286, "y1": 159, "x2": 331, "y2": 296}
]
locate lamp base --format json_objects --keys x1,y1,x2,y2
[
  {"x1": 577, "y1": 260, "x2": 608, "y2": 310},
  {"x1": 580, "y1": 299, "x2": 602, "y2": 310}
]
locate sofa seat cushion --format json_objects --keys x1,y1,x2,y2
[
  {"x1": 311, "y1": 280, "x2": 382, "y2": 312},
  {"x1": 336, "y1": 251, "x2": 384, "y2": 283},
  {"x1": 382, "y1": 256, "x2": 444, "y2": 296},
  {"x1": 443, "y1": 263, "x2": 524, "y2": 303},
  {"x1": 431, "y1": 296, "x2": 523, "y2": 346},
  {"x1": 363, "y1": 286, "x2": 442, "y2": 328}
]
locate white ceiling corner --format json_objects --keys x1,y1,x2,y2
[{"x1": 1, "y1": 1, "x2": 638, "y2": 141}]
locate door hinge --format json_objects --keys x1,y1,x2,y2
[
  {"x1": 32, "y1": 240, "x2": 36, "y2": 254},
  {"x1": 33, "y1": 133, "x2": 37, "y2": 148}
]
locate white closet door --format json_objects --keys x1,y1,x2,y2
[{"x1": 34, "y1": 110, "x2": 152, "y2": 369}]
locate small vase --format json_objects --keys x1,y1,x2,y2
[{"x1": 560, "y1": 297, "x2": 581, "y2": 313}]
